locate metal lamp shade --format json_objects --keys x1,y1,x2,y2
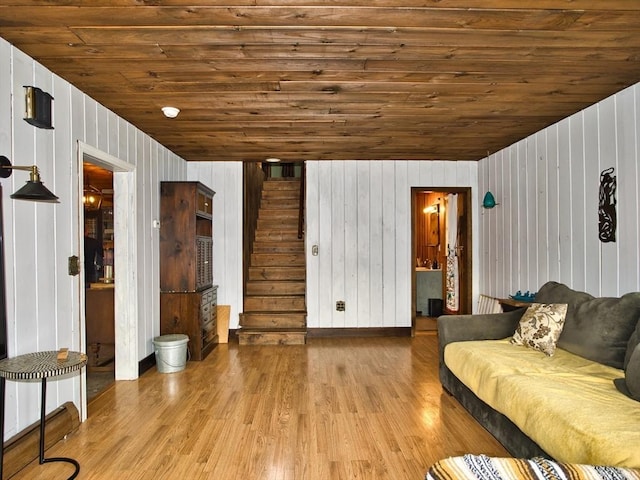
[{"x1": 10, "y1": 180, "x2": 59, "y2": 202}]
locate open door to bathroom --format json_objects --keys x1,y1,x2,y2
[{"x1": 412, "y1": 187, "x2": 471, "y2": 334}]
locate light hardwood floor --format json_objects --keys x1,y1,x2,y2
[{"x1": 12, "y1": 335, "x2": 507, "y2": 480}]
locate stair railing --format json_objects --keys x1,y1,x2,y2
[{"x1": 298, "y1": 162, "x2": 305, "y2": 239}]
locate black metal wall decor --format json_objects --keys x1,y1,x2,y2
[{"x1": 598, "y1": 167, "x2": 616, "y2": 243}]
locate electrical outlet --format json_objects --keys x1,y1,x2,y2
[{"x1": 336, "y1": 300, "x2": 345, "y2": 311}]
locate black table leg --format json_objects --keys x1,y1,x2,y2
[
  {"x1": 39, "y1": 378, "x2": 46, "y2": 464},
  {"x1": 38, "y1": 378, "x2": 80, "y2": 480}
]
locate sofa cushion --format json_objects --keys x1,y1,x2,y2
[
  {"x1": 625, "y1": 343, "x2": 640, "y2": 400},
  {"x1": 510, "y1": 303, "x2": 567, "y2": 356},
  {"x1": 624, "y1": 319, "x2": 640, "y2": 369},
  {"x1": 535, "y1": 282, "x2": 640, "y2": 369},
  {"x1": 444, "y1": 339, "x2": 640, "y2": 467},
  {"x1": 615, "y1": 320, "x2": 640, "y2": 401}
]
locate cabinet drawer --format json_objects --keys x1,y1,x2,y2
[
  {"x1": 210, "y1": 288, "x2": 217, "y2": 307},
  {"x1": 202, "y1": 288, "x2": 213, "y2": 304},
  {"x1": 202, "y1": 317, "x2": 217, "y2": 342},
  {"x1": 201, "y1": 301, "x2": 211, "y2": 317}
]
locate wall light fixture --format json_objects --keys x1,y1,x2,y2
[
  {"x1": 24, "y1": 86, "x2": 54, "y2": 129},
  {"x1": 0, "y1": 156, "x2": 59, "y2": 202},
  {"x1": 482, "y1": 191, "x2": 498, "y2": 209}
]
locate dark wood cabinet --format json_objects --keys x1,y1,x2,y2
[
  {"x1": 160, "y1": 287, "x2": 217, "y2": 361},
  {"x1": 160, "y1": 181, "x2": 217, "y2": 360},
  {"x1": 160, "y1": 182, "x2": 214, "y2": 292}
]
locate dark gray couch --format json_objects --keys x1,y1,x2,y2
[{"x1": 437, "y1": 281, "x2": 640, "y2": 459}]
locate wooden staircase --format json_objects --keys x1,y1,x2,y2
[{"x1": 238, "y1": 177, "x2": 307, "y2": 345}]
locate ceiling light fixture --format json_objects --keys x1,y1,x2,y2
[
  {"x1": 265, "y1": 157, "x2": 281, "y2": 163},
  {"x1": 83, "y1": 184, "x2": 103, "y2": 211},
  {"x1": 161, "y1": 106, "x2": 180, "y2": 118}
]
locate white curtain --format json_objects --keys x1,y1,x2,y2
[{"x1": 446, "y1": 194, "x2": 459, "y2": 312}]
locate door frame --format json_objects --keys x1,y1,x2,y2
[
  {"x1": 77, "y1": 142, "x2": 138, "y2": 419},
  {"x1": 411, "y1": 187, "x2": 472, "y2": 331}
]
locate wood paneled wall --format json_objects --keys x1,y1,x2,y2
[
  {"x1": 187, "y1": 162, "x2": 244, "y2": 329},
  {"x1": 305, "y1": 160, "x2": 479, "y2": 329},
  {"x1": 0, "y1": 39, "x2": 186, "y2": 438},
  {"x1": 478, "y1": 82, "x2": 640, "y2": 298}
]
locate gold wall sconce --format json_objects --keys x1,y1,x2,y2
[
  {"x1": 423, "y1": 203, "x2": 440, "y2": 214},
  {"x1": 0, "y1": 155, "x2": 59, "y2": 202}
]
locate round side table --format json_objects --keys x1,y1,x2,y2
[{"x1": 0, "y1": 351, "x2": 87, "y2": 480}]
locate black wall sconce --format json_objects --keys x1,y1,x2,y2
[
  {"x1": 24, "y1": 86, "x2": 54, "y2": 129},
  {"x1": 0, "y1": 155, "x2": 59, "y2": 202}
]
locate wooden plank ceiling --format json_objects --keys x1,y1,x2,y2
[{"x1": 1, "y1": 1, "x2": 639, "y2": 162}]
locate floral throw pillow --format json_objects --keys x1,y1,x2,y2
[{"x1": 510, "y1": 303, "x2": 568, "y2": 356}]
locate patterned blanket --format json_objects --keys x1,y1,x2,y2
[{"x1": 426, "y1": 455, "x2": 640, "y2": 480}]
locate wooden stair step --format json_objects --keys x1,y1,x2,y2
[
  {"x1": 250, "y1": 253, "x2": 305, "y2": 266},
  {"x1": 237, "y1": 328, "x2": 307, "y2": 346},
  {"x1": 264, "y1": 177, "x2": 301, "y2": 182},
  {"x1": 257, "y1": 221, "x2": 299, "y2": 232},
  {"x1": 262, "y1": 190, "x2": 300, "y2": 200},
  {"x1": 248, "y1": 266, "x2": 306, "y2": 281},
  {"x1": 255, "y1": 223, "x2": 298, "y2": 231},
  {"x1": 263, "y1": 182, "x2": 299, "y2": 189},
  {"x1": 252, "y1": 241, "x2": 304, "y2": 253},
  {"x1": 261, "y1": 198, "x2": 299, "y2": 208},
  {"x1": 246, "y1": 280, "x2": 305, "y2": 295},
  {"x1": 244, "y1": 295, "x2": 306, "y2": 311},
  {"x1": 240, "y1": 312, "x2": 306, "y2": 328},
  {"x1": 254, "y1": 230, "x2": 301, "y2": 241},
  {"x1": 263, "y1": 180, "x2": 301, "y2": 190},
  {"x1": 259, "y1": 208, "x2": 299, "y2": 218},
  {"x1": 257, "y1": 217, "x2": 299, "y2": 227}
]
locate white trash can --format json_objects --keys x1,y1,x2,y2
[{"x1": 153, "y1": 334, "x2": 189, "y2": 373}]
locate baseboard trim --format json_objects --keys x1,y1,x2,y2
[
  {"x1": 307, "y1": 327, "x2": 412, "y2": 338},
  {"x1": 2, "y1": 401, "x2": 80, "y2": 478},
  {"x1": 231, "y1": 327, "x2": 411, "y2": 340},
  {"x1": 139, "y1": 352, "x2": 156, "y2": 376}
]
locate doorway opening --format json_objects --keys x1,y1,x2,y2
[
  {"x1": 78, "y1": 142, "x2": 138, "y2": 421},
  {"x1": 82, "y1": 162, "x2": 115, "y2": 401},
  {"x1": 411, "y1": 188, "x2": 472, "y2": 334}
]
